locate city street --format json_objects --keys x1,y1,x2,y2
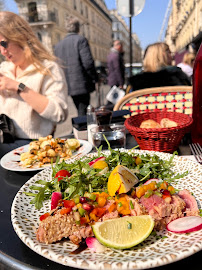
[{"x1": 54, "y1": 83, "x2": 110, "y2": 138}]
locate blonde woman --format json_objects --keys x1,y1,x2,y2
[
  {"x1": 143, "y1": 42, "x2": 172, "y2": 72},
  {"x1": 0, "y1": 11, "x2": 68, "y2": 157},
  {"x1": 129, "y1": 42, "x2": 191, "y2": 91},
  {"x1": 177, "y1": 52, "x2": 195, "y2": 78}
]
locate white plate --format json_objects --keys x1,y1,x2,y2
[
  {"x1": 0, "y1": 139, "x2": 92, "y2": 172},
  {"x1": 11, "y1": 150, "x2": 202, "y2": 269}
]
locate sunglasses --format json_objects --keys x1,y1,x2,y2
[{"x1": 0, "y1": 40, "x2": 8, "y2": 49}]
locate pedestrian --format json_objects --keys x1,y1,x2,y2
[
  {"x1": 177, "y1": 52, "x2": 195, "y2": 81},
  {"x1": 129, "y1": 42, "x2": 191, "y2": 91},
  {"x1": 54, "y1": 16, "x2": 97, "y2": 116},
  {"x1": 107, "y1": 40, "x2": 125, "y2": 89},
  {"x1": 0, "y1": 11, "x2": 68, "y2": 158}
]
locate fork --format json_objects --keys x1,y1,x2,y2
[{"x1": 189, "y1": 143, "x2": 202, "y2": 164}]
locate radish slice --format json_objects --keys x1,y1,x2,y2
[
  {"x1": 88, "y1": 157, "x2": 105, "y2": 167},
  {"x1": 86, "y1": 237, "x2": 107, "y2": 253},
  {"x1": 51, "y1": 192, "x2": 62, "y2": 210},
  {"x1": 144, "y1": 178, "x2": 160, "y2": 185},
  {"x1": 167, "y1": 216, "x2": 202, "y2": 233}
]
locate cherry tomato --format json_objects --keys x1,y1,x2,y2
[{"x1": 55, "y1": 169, "x2": 71, "y2": 181}]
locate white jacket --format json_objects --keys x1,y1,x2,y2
[{"x1": 0, "y1": 60, "x2": 68, "y2": 139}]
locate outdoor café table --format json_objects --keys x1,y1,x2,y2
[{"x1": 0, "y1": 135, "x2": 201, "y2": 270}]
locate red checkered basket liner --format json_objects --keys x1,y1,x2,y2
[{"x1": 124, "y1": 111, "x2": 193, "y2": 153}]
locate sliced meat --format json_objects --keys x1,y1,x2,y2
[
  {"x1": 36, "y1": 210, "x2": 93, "y2": 245},
  {"x1": 36, "y1": 212, "x2": 75, "y2": 244},
  {"x1": 178, "y1": 189, "x2": 199, "y2": 216},
  {"x1": 127, "y1": 196, "x2": 147, "y2": 216},
  {"x1": 36, "y1": 189, "x2": 200, "y2": 245},
  {"x1": 101, "y1": 210, "x2": 119, "y2": 221},
  {"x1": 140, "y1": 194, "x2": 165, "y2": 211},
  {"x1": 69, "y1": 225, "x2": 93, "y2": 245},
  {"x1": 139, "y1": 194, "x2": 187, "y2": 230}
]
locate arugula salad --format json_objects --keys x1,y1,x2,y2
[{"x1": 25, "y1": 146, "x2": 188, "y2": 210}]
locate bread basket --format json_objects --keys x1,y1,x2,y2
[{"x1": 124, "y1": 111, "x2": 193, "y2": 153}]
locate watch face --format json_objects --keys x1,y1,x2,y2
[{"x1": 18, "y1": 83, "x2": 26, "y2": 93}]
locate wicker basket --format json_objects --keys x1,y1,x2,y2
[{"x1": 124, "y1": 111, "x2": 193, "y2": 153}]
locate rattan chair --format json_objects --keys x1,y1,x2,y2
[{"x1": 113, "y1": 86, "x2": 192, "y2": 116}]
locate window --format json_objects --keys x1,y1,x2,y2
[
  {"x1": 53, "y1": 8, "x2": 59, "y2": 24},
  {"x1": 56, "y1": 33, "x2": 61, "y2": 43},
  {"x1": 28, "y1": 2, "x2": 38, "y2": 22},
  {"x1": 74, "y1": 0, "x2": 77, "y2": 10},
  {"x1": 86, "y1": 6, "x2": 88, "y2": 18},
  {"x1": 81, "y1": 2, "x2": 83, "y2": 15},
  {"x1": 92, "y1": 12, "x2": 94, "y2": 23},
  {"x1": 37, "y1": 32, "x2": 42, "y2": 42}
]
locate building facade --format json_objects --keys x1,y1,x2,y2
[
  {"x1": 165, "y1": 0, "x2": 202, "y2": 63},
  {"x1": 15, "y1": 0, "x2": 112, "y2": 67},
  {"x1": 110, "y1": 9, "x2": 142, "y2": 64}
]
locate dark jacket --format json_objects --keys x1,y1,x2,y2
[
  {"x1": 129, "y1": 66, "x2": 191, "y2": 91},
  {"x1": 54, "y1": 33, "x2": 97, "y2": 96},
  {"x1": 107, "y1": 48, "x2": 125, "y2": 87}
]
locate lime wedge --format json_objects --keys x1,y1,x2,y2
[{"x1": 92, "y1": 215, "x2": 154, "y2": 249}]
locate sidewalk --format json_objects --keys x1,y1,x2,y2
[{"x1": 54, "y1": 84, "x2": 110, "y2": 138}]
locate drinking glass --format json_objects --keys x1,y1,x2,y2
[
  {"x1": 90, "y1": 124, "x2": 126, "y2": 149},
  {"x1": 95, "y1": 107, "x2": 112, "y2": 126}
]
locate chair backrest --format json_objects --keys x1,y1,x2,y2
[{"x1": 113, "y1": 86, "x2": 193, "y2": 116}]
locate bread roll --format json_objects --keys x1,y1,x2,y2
[
  {"x1": 160, "y1": 118, "x2": 178, "y2": 128},
  {"x1": 140, "y1": 119, "x2": 161, "y2": 129}
]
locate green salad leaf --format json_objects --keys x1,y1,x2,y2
[{"x1": 24, "y1": 147, "x2": 188, "y2": 210}]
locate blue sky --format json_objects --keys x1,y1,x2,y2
[{"x1": 4, "y1": 0, "x2": 170, "y2": 49}]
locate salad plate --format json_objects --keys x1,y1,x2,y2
[
  {"x1": 11, "y1": 150, "x2": 202, "y2": 269},
  {"x1": 0, "y1": 139, "x2": 92, "y2": 172}
]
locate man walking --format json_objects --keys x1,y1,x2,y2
[
  {"x1": 55, "y1": 16, "x2": 97, "y2": 115},
  {"x1": 107, "y1": 40, "x2": 125, "y2": 89}
]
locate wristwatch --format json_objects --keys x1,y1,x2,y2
[{"x1": 17, "y1": 83, "x2": 26, "y2": 94}]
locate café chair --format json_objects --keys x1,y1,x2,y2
[{"x1": 113, "y1": 86, "x2": 193, "y2": 116}]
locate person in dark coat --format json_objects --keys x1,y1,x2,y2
[
  {"x1": 54, "y1": 16, "x2": 97, "y2": 115},
  {"x1": 107, "y1": 40, "x2": 125, "y2": 88},
  {"x1": 129, "y1": 42, "x2": 191, "y2": 92}
]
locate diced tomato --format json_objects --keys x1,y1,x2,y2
[
  {"x1": 60, "y1": 207, "x2": 72, "y2": 215},
  {"x1": 63, "y1": 199, "x2": 75, "y2": 209},
  {"x1": 40, "y1": 212, "x2": 50, "y2": 221},
  {"x1": 80, "y1": 217, "x2": 87, "y2": 225},
  {"x1": 108, "y1": 203, "x2": 116, "y2": 213},
  {"x1": 91, "y1": 207, "x2": 106, "y2": 218},
  {"x1": 161, "y1": 189, "x2": 171, "y2": 199},
  {"x1": 55, "y1": 170, "x2": 71, "y2": 181}
]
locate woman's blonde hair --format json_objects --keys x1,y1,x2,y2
[
  {"x1": 182, "y1": 52, "x2": 195, "y2": 67},
  {"x1": 0, "y1": 11, "x2": 56, "y2": 75},
  {"x1": 143, "y1": 42, "x2": 172, "y2": 72}
]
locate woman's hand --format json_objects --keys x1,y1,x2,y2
[{"x1": 0, "y1": 73, "x2": 18, "y2": 92}]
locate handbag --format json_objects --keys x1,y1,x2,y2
[
  {"x1": 106, "y1": 86, "x2": 125, "y2": 104},
  {"x1": 0, "y1": 114, "x2": 15, "y2": 143}
]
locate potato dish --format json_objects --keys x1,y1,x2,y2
[{"x1": 20, "y1": 135, "x2": 80, "y2": 168}]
